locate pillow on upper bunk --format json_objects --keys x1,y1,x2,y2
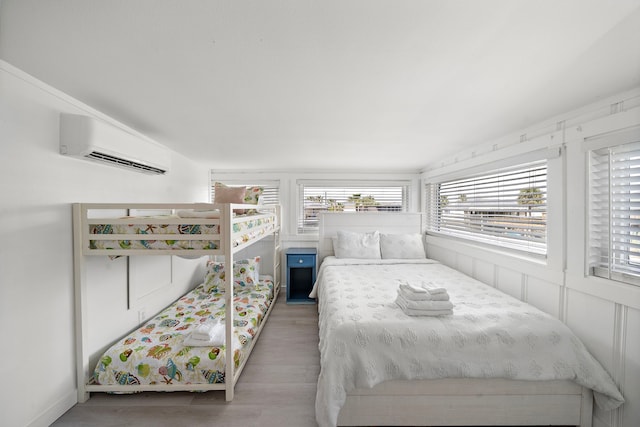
[
  {"x1": 244, "y1": 186, "x2": 264, "y2": 205},
  {"x1": 214, "y1": 183, "x2": 264, "y2": 214},
  {"x1": 380, "y1": 233, "x2": 426, "y2": 259},
  {"x1": 334, "y1": 230, "x2": 381, "y2": 259},
  {"x1": 214, "y1": 182, "x2": 246, "y2": 204},
  {"x1": 243, "y1": 186, "x2": 264, "y2": 214},
  {"x1": 203, "y1": 256, "x2": 261, "y2": 292}
]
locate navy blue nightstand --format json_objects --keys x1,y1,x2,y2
[{"x1": 286, "y1": 248, "x2": 317, "y2": 304}]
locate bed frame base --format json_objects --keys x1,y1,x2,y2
[{"x1": 337, "y1": 378, "x2": 593, "y2": 427}]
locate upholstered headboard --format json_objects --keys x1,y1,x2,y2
[{"x1": 317, "y1": 212, "x2": 426, "y2": 264}]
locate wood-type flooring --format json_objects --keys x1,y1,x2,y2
[
  {"x1": 53, "y1": 296, "x2": 320, "y2": 427},
  {"x1": 50, "y1": 295, "x2": 572, "y2": 427}
]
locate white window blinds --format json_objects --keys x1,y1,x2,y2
[
  {"x1": 298, "y1": 181, "x2": 409, "y2": 233},
  {"x1": 589, "y1": 138, "x2": 640, "y2": 286},
  {"x1": 426, "y1": 161, "x2": 547, "y2": 255}
]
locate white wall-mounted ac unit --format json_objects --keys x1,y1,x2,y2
[{"x1": 59, "y1": 114, "x2": 171, "y2": 175}]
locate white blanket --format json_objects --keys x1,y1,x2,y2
[{"x1": 313, "y1": 257, "x2": 624, "y2": 427}]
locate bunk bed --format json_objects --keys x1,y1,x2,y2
[
  {"x1": 312, "y1": 212, "x2": 624, "y2": 427},
  {"x1": 72, "y1": 202, "x2": 281, "y2": 403}
]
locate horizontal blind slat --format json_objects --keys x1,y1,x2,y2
[
  {"x1": 427, "y1": 160, "x2": 547, "y2": 255},
  {"x1": 589, "y1": 134, "x2": 640, "y2": 286},
  {"x1": 299, "y1": 182, "x2": 409, "y2": 233}
]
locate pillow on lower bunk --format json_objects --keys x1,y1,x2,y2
[
  {"x1": 380, "y1": 233, "x2": 426, "y2": 259},
  {"x1": 204, "y1": 256, "x2": 261, "y2": 292},
  {"x1": 335, "y1": 230, "x2": 381, "y2": 259}
]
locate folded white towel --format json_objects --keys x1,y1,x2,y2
[
  {"x1": 191, "y1": 322, "x2": 218, "y2": 340},
  {"x1": 395, "y1": 293, "x2": 454, "y2": 311},
  {"x1": 399, "y1": 306, "x2": 453, "y2": 317},
  {"x1": 184, "y1": 321, "x2": 225, "y2": 346},
  {"x1": 398, "y1": 284, "x2": 450, "y2": 301},
  {"x1": 402, "y1": 283, "x2": 428, "y2": 293},
  {"x1": 419, "y1": 281, "x2": 447, "y2": 295},
  {"x1": 399, "y1": 281, "x2": 448, "y2": 295},
  {"x1": 395, "y1": 295, "x2": 453, "y2": 316}
]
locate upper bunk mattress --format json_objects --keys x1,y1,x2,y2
[
  {"x1": 93, "y1": 277, "x2": 274, "y2": 387},
  {"x1": 88, "y1": 214, "x2": 276, "y2": 251}
]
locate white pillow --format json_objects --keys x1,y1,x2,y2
[
  {"x1": 380, "y1": 233, "x2": 426, "y2": 259},
  {"x1": 335, "y1": 230, "x2": 381, "y2": 259}
]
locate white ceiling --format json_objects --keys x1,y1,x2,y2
[{"x1": 1, "y1": 0, "x2": 639, "y2": 172}]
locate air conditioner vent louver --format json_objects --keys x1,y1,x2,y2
[
  {"x1": 59, "y1": 114, "x2": 170, "y2": 175},
  {"x1": 85, "y1": 151, "x2": 167, "y2": 175}
]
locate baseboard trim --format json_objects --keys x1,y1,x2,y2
[{"x1": 27, "y1": 389, "x2": 77, "y2": 427}]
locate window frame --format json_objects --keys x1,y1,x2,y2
[
  {"x1": 425, "y1": 160, "x2": 548, "y2": 256},
  {"x1": 296, "y1": 180, "x2": 411, "y2": 234},
  {"x1": 587, "y1": 127, "x2": 640, "y2": 287}
]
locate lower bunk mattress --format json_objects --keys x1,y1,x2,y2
[{"x1": 92, "y1": 276, "x2": 274, "y2": 387}]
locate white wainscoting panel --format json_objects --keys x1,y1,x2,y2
[
  {"x1": 594, "y1": 413, "x2": 612, "y2": 427},
  {"x1": 527, "y1": 276, "x2": 561, "y2": 318},
  {"x1": 433, "y1": 247, "x2": 457, "y2": 269},
  {"x1": 565, "y1": 289, "x2": 616, "y2": 373},
  {"x1": 456, "y1": 253, "x2": 474, "y2": 277},
  {"x1": 496, "y1": 267, "x2": 524, "y2": 300},
  {"x1": 622, "y1": 307, "x2": 639, "y2": 427},
  {"x1": 474, "y1": 259, "x2": 496, "y2": 288},
  {"x1": 129, "y1": 256, "x2": 173, "y2": 308}
]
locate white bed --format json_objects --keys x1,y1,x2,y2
[
  {"x1": 313, "y1": 212, "x2": 624, "y2": 427},
  {"x1": 73, "y1": 202, "x2": 281, "y2": 403}
]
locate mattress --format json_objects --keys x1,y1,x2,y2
[
  {"x1": 88, "y1": 214, "x2": 275, "y2": 251},
  {"x1": 93, "y1": 277, "x2": 274, "y2": 387},
  {"x1": 311, "y1": 257, "x2": 624, "y2": 427}
]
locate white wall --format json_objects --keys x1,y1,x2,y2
[
  {"x1": 0, "y1": 61, "x2": 210, "y2": 427},
  {"x1": 422, "y1": 88, "x2": 640, "y2": 427}
]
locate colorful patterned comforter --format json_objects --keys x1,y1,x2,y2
[
  {"x1": 89, "y1": 214, "x2": 275, "y2": 251},
  {"x1": 93, "y1": 277, "x2": 274, "y2": 387}
]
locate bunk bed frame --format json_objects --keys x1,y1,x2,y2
[
  {"x1": 316, "y1": 212, "x2": 595, "y2": 427},
  {"x1": 72, "y1": 203, "x2": 281, "y2": 403}
]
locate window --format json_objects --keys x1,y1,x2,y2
[
  {"x1": 589, "y1": 135, "x2": 640, "y2": 286},
  {"x1": 426, "y1": 161, "x2": 547, "y2": 255},
  {"x1": 210, "y1": 180, "x2": 280, "y2": 205},
  {"x1": 297, "y1": 181, "x2": 409, "y2": 233}
]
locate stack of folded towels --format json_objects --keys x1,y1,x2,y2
[
  {"x1": 183, "y1": 320, "x2": 225, "y2": 346},
  {"x1": 395, "y1": 281, "x2": 454, "y2": 316}
]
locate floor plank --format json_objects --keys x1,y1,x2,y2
[{"x1": 53, "y1": 295, "x2": 320, "y2": 427}]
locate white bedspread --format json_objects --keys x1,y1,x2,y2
[{"x1": 312, "y1": 257, "x2": 624, "y2": 427}]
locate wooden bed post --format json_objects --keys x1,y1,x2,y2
[
  {"x1": 580, "y1": 388, "x2": 594, "y2": 427},
  {"x1": 223, "y1": 203, "x2": 235, "y2": 402},
  {"x1": 72, "y1": 203, "x2": 90, "y2": 403}
]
